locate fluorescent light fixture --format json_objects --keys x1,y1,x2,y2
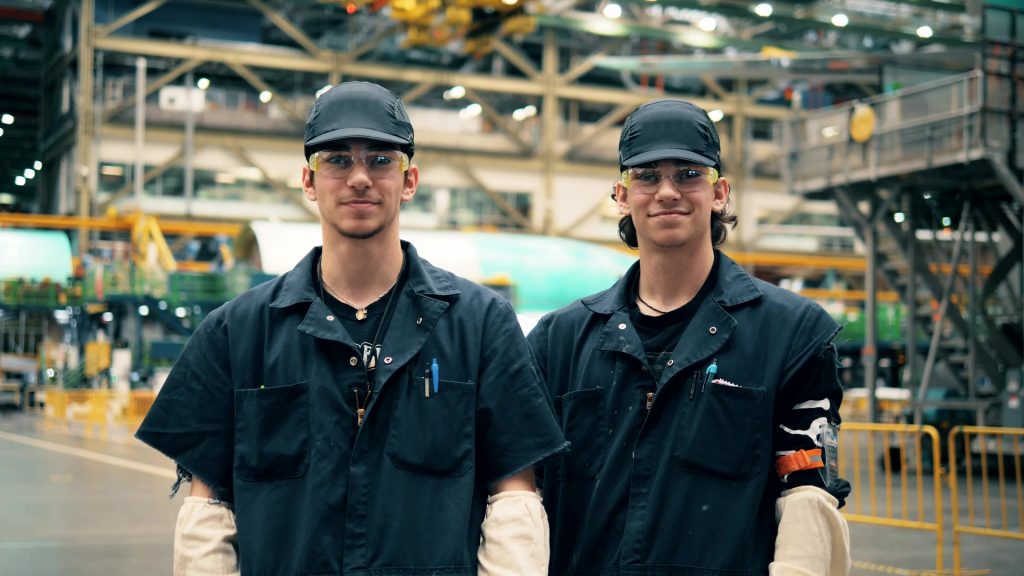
[
  {"x1": 100, "y1": 165, "x2": 124, "y2": 176},
  {"x1": 697, "y1": 16, "x2": 717, "y2": 32},
  {"x1": 893, "y1": 212, "x2": 906, "y2": 223},
  {"x1": 831, "y1": 13, "x2": 849, "y2": 27},
  {"x1": 259, "y1": 90, "x2": 273, "y2": 103},
  {"x1": 754, "y1": 3, "x2": 772, "y2": 17},
  {"x1": 707, "y1": 109, "x2": 724, "y2": 122},
  {"x1": 24, "y1": 168, "x2": 35, "y2": 179},
  {"x1": 1, "y1": 114, "x2": 12, "y2": 125},
  {"x1": 916, "y1": 25, "x2": 933, "y2": 39},
  {"x1": 0, "y1": 128, "x2": 4, "y2": 137},
  {"x1": 196, "y1": 77, "x2": 211, "y2": 90},
  {"x1": 602, "y1": 2, "x2": 622, "y2": 19},
  {"x1": 14, "y1": 175, "x2": 25, "y2": 186},
  {"x1": 34, "y1": 161, "x2": 42, "y2": 170},
  {"x1": 501, "y1": 0, "x2": 517, "y2": 5}
]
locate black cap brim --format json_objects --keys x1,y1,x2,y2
[
  {"x1": 622, "y1": 148, "x2": 717, "y2": 168},
  {"x1": 306, "y1": 127, "x2": 411, "y2": 150}
]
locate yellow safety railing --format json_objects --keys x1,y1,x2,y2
[
  {"x1": 839, "y1": 422, "x2": 945, "y2": 572},
  {"x1": 42, "y1": 387, "x2": 156, "y2": 439},
  {"x1": 948, "y1": 426, "x2": 1024, "y2": 573}
]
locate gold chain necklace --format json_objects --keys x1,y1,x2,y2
[{"x1": 318, "y1": 260, "x2": 399, "y2": 321}]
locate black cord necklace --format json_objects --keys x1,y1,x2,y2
[
  {"x1": 636, "y1": 292, "x2": 671, "y2": 315},
  {"x1": 633, "y1": 271, "x2": 671, "y2": 315}
]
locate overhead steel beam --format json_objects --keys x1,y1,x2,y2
[
  {"x1": 246, "y1": 0, "x2": 321, "y2": 58},
  {"x1": 102, "y1": 58, "x2": 204, "y2": 122},
  {"x1": 223, "y1": 61, "x2": 306, "y2": 125},
  {"x1": 559, "y1": 41, "x2": 622, "y2": 85},
  {"x1": 92, "y1": 35, "x2": 791, "y2": 119},
  {"x1": 401, "y1": 82, "x2": 435, "y2": 104},
  {"x1": 95, "y1": 0, "x2": 168, "y2": 37},
  {"x1": 561, "y1": 102, "x2": 633, "y2": 157},
  {"x1": 492, "y1": 38, "x2": 542, "y2": 82},
  {"x1": 462, "y1": 87, "x2": 533, "y2": 154}
]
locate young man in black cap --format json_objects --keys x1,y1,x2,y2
[
  {"x1": 137, "y1": 81, "x2": 566, "y2": 576},
  {"x1": 528, "y1": 99, "x2": 852, "y2": 575}
]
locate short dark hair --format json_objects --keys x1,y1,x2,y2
[{"x1": 617, "y1": 201, "x2": 737, "y2": 249}]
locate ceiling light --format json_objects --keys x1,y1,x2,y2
[
  {"x1": 602, "y1": 3, "x2": 622, "y2": 19},
  {"x1": 821, "y1": 125, "x2": 841, "y2": 138},
  {"x1": 831, "y1": 13, "x2": 849, "y2": 27},
  {"x1": 259, "y1": 90, "x2": 273, "y2": 103},
  {"x1": 501, "y1": 0, "x2": 518, "y2": 5},
  {"x1": 941, "y1": 216, "x2": 952, "y2": 227},
  {"x1": 15, "y1": 175, "x2": 26, "y2": 186},
  {"x1": 707, "y1": 109, "x2": 724, "y2": 122},
  {"x1": 459, "y1": 103, "x2": 482, "y2": 119},
  {"x1": 444, "y1": 85, "x2": 466, "y2": 100},
  {"x1": 100, "y1": 165, "x2": 124, "y2": 176},
  {"x1": 697, "y1": 16, "x2": 717, "y2": 32},
  {"x1": 512, "y1": 105, "x2": 537, "y2": 122},
  {"x1": 916, "y1": 25, "x2": 933, "y2": 39},
  {"x1": 196, "y1": 77, "x2": 211, "y2": 90},
  {"x1": 893, "y1": 212, "x2": 906, "y2": 223},
  {"x1": 24, "y1": 168, "x2": 35, "y2": 179},
  {"x1": 175, "y1": 307, "x2": 188, "y2": 318},
  {"x1": 102, "y1": 312, "x2": 114, "y2": 322},
  {"x1": 34, "y1": 161, "x2": 42, "y2": 170},
  {"x1": 754, "y1": 3, "x2": 772, "y2": 17},
  {"x1": 0, "y1": 128, "x2": 4, "y2": 137},
  {"x1": 1, "y1": 114, "x2": 13, "y2": 125}
]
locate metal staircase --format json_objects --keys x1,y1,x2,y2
[{"x1": 780, "y1": 5, "x2": 1023, "y2": 422}]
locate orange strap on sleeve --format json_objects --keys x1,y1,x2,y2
[{"x1": 775, "y1": 449, "x2": 825, "y2": 477}]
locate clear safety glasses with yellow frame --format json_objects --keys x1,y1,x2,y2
[
  {"x1": 308, "y1": 149, "x2": 410, "y2": 180},
  {"x1": 619, "y1": 165, "x2": 719, "y2": 195}
]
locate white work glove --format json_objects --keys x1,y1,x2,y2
[
  {"x1": 477, "y1": 490, "x2": 549, "y2": 576},
  {"x1": 174, "y1": 496, "x2": 240, "y2": 576},
  {"x1": 769, "y1": 485, "x2": 851, "y2": 576}
]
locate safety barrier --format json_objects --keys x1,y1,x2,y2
[
  {"x1": 839, "y1": 422, "x2": 945, "y2": 572},
  {"x1": 42, "y1": 387, "x2": 156, "y2": 439},
  {"x1": 948, "y1": 426, "x2": 1024, "y2": 573}
]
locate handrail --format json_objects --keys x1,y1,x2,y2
[{"x1": 791, "y1": 70, "x2": 983, "y2": 121}]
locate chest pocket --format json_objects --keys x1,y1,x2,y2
[
  {"x1": 385, "y1": 371, "x2": 475, "y2": 477},
  {"x1": 556, "y1": 387, "x2": 606, "y2": 481},
  {"x1": 234, "y1": 381, "x2": 311, "y2": 481},
  {"x1": 674, "y1": 378, "x2": 766, "y2": 481}
]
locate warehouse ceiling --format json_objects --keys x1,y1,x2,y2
[{"x1": 0, "y1": 0, "x2": 986, "y2": 210}]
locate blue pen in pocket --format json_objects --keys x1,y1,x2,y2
[
  {"x1": 431, "y1": 358, "x2": 439, "y2": 395},
  {"x1": 703, "y1": 359, "x2": 717, "y2": 392}
]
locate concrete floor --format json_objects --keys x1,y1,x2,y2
[{"x1": 1, "y1": 410, "x2": 1022, "y2": 575}]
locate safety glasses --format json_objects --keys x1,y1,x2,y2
[
  {"x1": 308, "y1": 149, "x2": 410, "y2": 180},
  {"x1": 620, "y1": 166, "x2": 719, "y2": 194}
]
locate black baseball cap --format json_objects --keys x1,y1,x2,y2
[
  {"x1": 618, "y1": 99, "x2": 721, "y2": 171},
  {"x1": 304, "y1": 81, "x2": 415, "y2": 158}
]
